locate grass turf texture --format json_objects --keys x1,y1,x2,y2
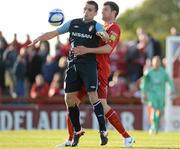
[{"x1": 0, "y1": 129, "x2": 180, "y2": 149}]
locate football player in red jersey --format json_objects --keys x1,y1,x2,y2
[{"x1": 57, "y1": 1, "x2": 135, "y2": 148}]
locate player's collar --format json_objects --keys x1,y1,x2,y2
[{"x1": 82, "y1": 18, "x2": 94, "y2": 23}]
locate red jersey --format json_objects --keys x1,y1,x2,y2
[
  {"x1": 78, "y1": 22, "x2": 121, "y2": 99},
  {"x1": 96, "y1": 22, "x2": 121, "y2": 78}
]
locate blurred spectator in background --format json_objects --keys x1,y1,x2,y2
[
  {"x1": 0, "y1": 31, "x2": 8, "y2": 51},
  {"x1": 10, "y1": 33, "x2": 22, "y2": 53},
  {"x1": 55, "y1": 36, "x2": 63, "y2": 59},
  {"x1": 0, "y1": 31, "x2": 8, "y2": 48},
  {"x1": 42, "y1": 55, "x2": 59, "y2": 84},
  {"x1": 136, "y1": 27, "x2": 148, "y2": 56},
  {"x1": 145, "y1": 33, "x2": 161, "y2": 59},
  {"x1": 115, "y1": 42, "x2": 128, "y2": 76},
  {"x1": 126, "y1": 41, "x2": 143, "y2": 83},
  {"x1": 13, "y1": 53, "x2": 26, "y2": 97},
  {"x1": 59, "y1": 38, "x2": 70, "y2": 57},
  {"x1": 143, "y1": 58, "x2": 151, "y2": 73},
  {"x1": 136, "y1": 27, "x2": 162, "y2": 61},
  {"x1": 48, "y1": 72, "x2": 63, "y2": 97},
  {"x1": 30, "y1": 74, "x2": 49, "y2": 99},
  {"x1": 3, "y1": 44, "x2": 18, "y2": 97},
  {"x1": 127, "y1": 80, "x2": 141, "y2": 98},
  {"x1": 38, "y1": 40, "x2": 50, "y2": 64},
  {"x1": 22, "y1": 34, "x2": 32, "y2": 48},
  {"x1": 108, "y1": 71, "x2": 128, "y2": 97},
  {"x1": 140, "y1": 56, "x2": 175, "y2": 134},
  {"x1": 162, "y1": 57, "x2": 167, "y2": 68},
  {"x1": 26, "y1": 46, "x2": 42, "y2": 88},
  {"x1": 110, "y1": 42, "x2": 128, "y2": 75},
  {"x1": 0, "y1": 31, "x2": 8, "y2": 92},
  {"x1": 58, "y1": 56, "x2": 67, "y2": 83},
  {"x1": 170, "y1": 27, "x2": 179, "y2": 36}
]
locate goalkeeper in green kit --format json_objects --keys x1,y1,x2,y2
[{"x1": 140, "y1": 56, "x2": 175, "y2": 134}]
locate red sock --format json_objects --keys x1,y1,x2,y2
[
  {"x1": 66, "y1": 113, "x2": 74, "y2": 141},
  {"x1": 105, "y1": 108, "x2": 130, "y2": 138}
]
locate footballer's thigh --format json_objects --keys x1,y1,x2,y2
[
  {"x1": 78, "y1": 63, "x2": 99, "y2": 104},
  {"x1": 64, "y1": 62, "x2": 83, "y2": 107}
]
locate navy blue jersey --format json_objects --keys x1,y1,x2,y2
[{"x1": 57, "y1": 18, "x2": 103, "y2": 63}]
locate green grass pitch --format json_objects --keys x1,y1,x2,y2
[{"x1": 0, "y1": 129, "x2": 180, "y2": 149}]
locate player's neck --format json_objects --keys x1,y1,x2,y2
[
  {"x1": 82, "y1": 18, "x2": 93, "y2": 23},
  {"x1": 104, "y1": 18, "x2": 116, "y2": 26}
]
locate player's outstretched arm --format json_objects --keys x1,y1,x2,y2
[
  {"x1": 28, "y1": 30, "x2": 59, "y2": 47},
  {"x1": 73, "y1": 44, "x2": 112, "y2": 56}
]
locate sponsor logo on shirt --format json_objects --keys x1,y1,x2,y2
[{"x1": 72, "y1": 32, "x2": 92, "y2": 39}]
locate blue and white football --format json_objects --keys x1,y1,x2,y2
[{"x1": 48, "y1": 9, "x2": 64, "y2": 26}]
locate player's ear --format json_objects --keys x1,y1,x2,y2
[
  {"x1": 112, "y1": 10, "x2": 116, "y2": 18},
  {"x1": 94, "y1": 11, "x2": 97, "y2": 16}
]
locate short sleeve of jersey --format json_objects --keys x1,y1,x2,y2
[
  {"x1": 107, "y1": 24, "x2": 121, "y2": 49},
  {"x1": 95, "y1": 22, "x2": 104, "y2": 32},
  {"x1": 56, "y1": 20, "x2": 72, "y2": 34}
]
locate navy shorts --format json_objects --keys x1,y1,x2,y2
[{"x1": 64, "y1": 61, "x2": 98, "y2": 93}]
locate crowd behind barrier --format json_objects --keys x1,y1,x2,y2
[{"x1": 0, "y1": 28, "x2": 179, "y2": 105}]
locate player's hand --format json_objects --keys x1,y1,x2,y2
[
  {"x1": 96, "y1": 31, "x2": 109, "y2": 42},
  {"x1": 27, "y1": 39, "x2": 39, "y2": 47},
  {"x1": 73, "y1": 46, "x2": 88, "y2": 56}
]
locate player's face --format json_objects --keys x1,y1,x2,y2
[
  {"x1": 102, "y1": 5, "x2": 112, "y2": 22},
  {"x1": 83, "y1": 4, "x2": 97, "y2": 22},
  {"x1": 152, "y1": 57, "x2": 161, "y2": 69}
]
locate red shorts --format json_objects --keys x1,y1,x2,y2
[{"x1": 77, "y1": 72, "x2": 108, "y2": 101}]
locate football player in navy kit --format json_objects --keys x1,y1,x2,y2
[{"x1": 29, "y1": 1, "x2": 108, "y2": 147}]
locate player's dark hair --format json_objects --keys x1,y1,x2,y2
[
  {"x1": 86, "y1": 0, "x2": 98, "y2": 12},
  {"x1": 104, "y1": 1, "x2": 119, "y2": 17}
]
